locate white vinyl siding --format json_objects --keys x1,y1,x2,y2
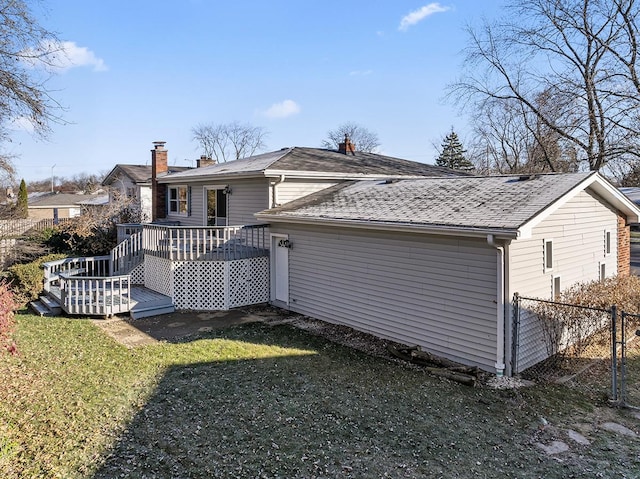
[
  {"x1": 165, "y1": 178, "x2": 269, "y2": 226},
  {"x1": 270, "y1": 224, "x2": 499, "y2": 372},
  {"x1": 276, "y1": 180, "x2": 338, "y2": 205},
  {"x1": 510, "y1": 189, "x2": 618, "y2": 372}
]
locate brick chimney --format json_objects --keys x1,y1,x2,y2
[
  {"x1": 196, "y1": 155, "x2": 216, "y2": 168},
  {"x1": 338, "y1": 134, "x2": 356, "y2": 155},
  {"x1": 151, "y1": 141, "x2": 168, "y2": 221}
]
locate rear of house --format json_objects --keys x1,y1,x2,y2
[
  {"x1": 508, "y1": 186, "x2": 630, "y2": 372},
  {"x1": 258, "y1": 173, "x2": 640, "y2": 375},
  {"x1": 268, "y1": 223, "x2": 500, "y2": 371}
]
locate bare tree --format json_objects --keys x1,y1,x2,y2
[
  {"x1": 321, "y1": 122, "x2": 381, "y2": 153},
  {"x1": 449, "y1": 0, "x2": 640, "y2": 172},
  {"x1": 191, "y1": 122, "x2": 268, "y2": 163},
  {"x1": 0, "y1": 0, "x2": 64, "y2": 183},
  {"x1": 468, "y1": 93, "x2": 578, "y2": 174}
]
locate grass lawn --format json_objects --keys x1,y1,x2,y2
[{"x1": 1, "y1": 312, "x2": 639, "y2": 478}]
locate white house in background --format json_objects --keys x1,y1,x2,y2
[
  {"x1": 256, "y1": 172, "x2": 640, "y2": 376},
  {"x1": 102, "y1": 162, "x2": 192, "y2": 222}
]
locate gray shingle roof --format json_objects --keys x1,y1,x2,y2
[
  {"x1": 258, "y1": 172, "x2": 596, "y2": 233},
  {"x1": 160, "y1": 147, "x2": 468, "y2": 181},
  {"x1": 29, "y1": 192, "x2": 106, "y2": 208},
  {"x1": 102, "y1": 164, "x2": 191, "y2": 185}
]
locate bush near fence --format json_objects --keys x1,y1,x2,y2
[{"x1": 515, "y1": 275, "x2": 640, "y2": 406}]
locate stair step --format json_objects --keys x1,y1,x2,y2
[
  {"x1": 30, "y1": 300, "x2": 58, "y2": 317},
  {"x1": 130, "y1": 305, "x2": 175, "y2": 320},
  {"x1": 40, "y1": 295, "x2": 62, "y2": 314}
]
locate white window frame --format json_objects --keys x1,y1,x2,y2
[
  {"x1": 552, "y1": 275, "x2": 561, "y2": 300},
  {"x1": 599, "y1": 262, "x2": 607, "y2": 282},
  {"x1": 604, "y1": 230, "x2": 612, "y2": 256},
  {"x1": 168, "y1": 185, "x2": 189, "y2": 216},
  {"x1": 544, "y1": 239, "x2": 554, "y2": 272}
]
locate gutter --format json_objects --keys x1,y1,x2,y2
[
  {"x1": 254, "y1": 214, "x2": 520, "y2": 240},
  {"x1": 487, "y1": 234, "x2": 509, "y2": 377}
]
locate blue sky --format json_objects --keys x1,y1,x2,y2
[{"x1": 10, "y1": 1, "x2": 504, "y2": 183}]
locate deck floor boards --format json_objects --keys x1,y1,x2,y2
[{"x1": 48, "y1": 285, "x2": 172, "y2": 314}]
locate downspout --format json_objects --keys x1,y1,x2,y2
[
  {"x1": 487, "y1": 234, "x2": 507, "y2": 377},
  {"x1": 271, "y1": 175, "x2": 285, "y2": 208}
]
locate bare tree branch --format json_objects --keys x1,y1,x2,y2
[
  {"x1": 191, "y1": 121, "x2": 268, "y2": 162},
  {"x1": 321, "y1": 122, "x2": 381, "y2": 153},
  {"x1": 449, "y1": 0, "x2": 640, "y2": 171}
]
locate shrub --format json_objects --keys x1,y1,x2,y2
[
  {"x1": 530, "y1": 275, "x2": 640, "y2": 359},
  {"x1": 6, "y1": 253, "x2": 67, "y2": 305},
  {"x1": 0, "y1": 280, "x2": 18, "y2": 355}
]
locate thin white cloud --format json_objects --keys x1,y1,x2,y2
[
  {"x1": 262, "y1": 99, "x2": 301, "y2": 119},
  {"x1": 23, "y1": 40, "x2": 107, "y2": 72},
  {"x1": 349, "y1": 70, "x2": 373, "y2": 76},
  {"x1": 9, "y1": 116, "x2": 34, "y2": 132},
  {"x1": 399, "y1": 3, "x2": 450, "y2": 31}
]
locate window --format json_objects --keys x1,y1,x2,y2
[
  {"x1": 544, "y1": 239, "x2": 553, "y2": 271},
  {"x1": 605, "y1": 230, "x2": 612, "y2": 256},
  {"x1": 126, "y1": 187, "x2": 136, "y2": 198},
  {"x1": 552, "y1": 275, "x2": 561, "y2": 300},
  {"x1": 169, "y1": 186, "x2": 189, "y2": 215},
  {"x1": 600, "y1": 262, "x2": 606, "y2": 282}
]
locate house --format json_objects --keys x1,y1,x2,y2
[
  {"x1": 36, "y1": 140, "x2": 464, "y2": 319},
  {"x1": 102, "y1": 161, "x2": 191, "y2": 222},
  {"x1": 151, "y1": 139, "x2": 468, "y2": 226},
  {"x1": 255, "y1": 172, "x2": 640, "y2": 376},
  {"x1": 35, "y1": 141, "x2": 639, "y2": 378},
  {"x1": 27, "y1": 192, "x2": 107, "y2": 220}
]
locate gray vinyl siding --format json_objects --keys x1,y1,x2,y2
[
  {"x1": 509, "y1": 189, "x2": 618, "y2": 372},
  {"x1": 271, "y1": 224, "x2": 499, "y2": 372},
  {"x1": 276, "y1": 180, "x2": 339, "y2": 205},
  {"x1": 164, "y1": 178, "x2": 269, "y2": 226}
]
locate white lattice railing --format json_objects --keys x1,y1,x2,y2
[{"x1": 143, "y1": 224, "x2": 269, "y2": 261}]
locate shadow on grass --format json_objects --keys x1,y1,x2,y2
[{"x1": 91, "y1": 323, "x2": 528, "y2": 479}]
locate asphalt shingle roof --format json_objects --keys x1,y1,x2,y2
[
  {"x1": 161, "y1": 147, "x2": 468, "y2": 180},
  {"x1": 259, "y1": 172, "x2": 596, "y2": 232},
  {"x1": 29, "y1": 193, "x2": 105, "y2": 208},
  {"x1": 103, "y1": 164, "x2": 192, "y2": 185}
]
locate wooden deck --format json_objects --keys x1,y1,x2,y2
[{"x1": 48, "y1": 285, "x2": 174, "y2": 318}]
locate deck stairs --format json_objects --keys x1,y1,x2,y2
[
  {"x1": 30, "y1": 231, "x2": 174, "y2": 319},
  {"x1": 30, "y1": 294, "x2": 62, "y2": 317}
]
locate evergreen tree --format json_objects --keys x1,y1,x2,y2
[
  {"x1": 16, "y1": 179, "x2": 28, "y2": 218},
  {"x1": 436, "y1": 130, "x2": 475, "y2": 171}
]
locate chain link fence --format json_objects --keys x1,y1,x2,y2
[{"x1": 513, "y1": 294, "x2": 640, "y2": 407}]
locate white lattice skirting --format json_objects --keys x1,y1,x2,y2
[
  {"x1": 143, "y1": 254, "x2": 269, "y2": 311},
  {"x1": 130, "y1": 262, "x2": 145, "y2": 285}
]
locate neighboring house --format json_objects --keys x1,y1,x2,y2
[
  {"x1": 151, "y1": 139, "x2": 468, "y2": 226},
  {"x1": 27, "y1": 192, "x2": 107, "y2": 220},
  {"x1": 256, "y1": 172, "x2": 640, "y2": 376},
  {"x1": 102, "y1": 161, "x2": 191, "y2": 222}
]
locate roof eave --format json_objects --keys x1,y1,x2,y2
[{"x1": 255, "y1": 213, "x2": 520, "y2": 240}]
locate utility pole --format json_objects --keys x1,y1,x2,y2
[{"x1": 51, "y1": 164, "x2": 56, "y2": 193}]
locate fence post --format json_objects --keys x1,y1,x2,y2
[
  {"x1": 512, "y1": 293, "x2": 520, "y2": 375},
  {"x1": 611, "y1": 305, "x2": 618, "y2": 403},
  {"x1": 621, "y1": 310, "x2": 627, "y2": 407}
]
